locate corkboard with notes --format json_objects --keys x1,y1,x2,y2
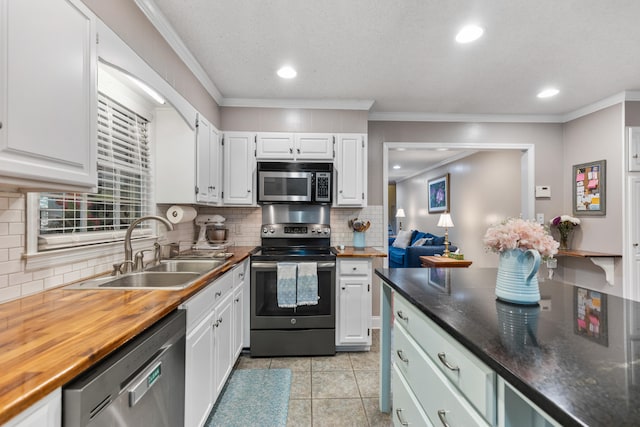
[{"x1": 573, "y1": 160, "x2": 606, "y2": 216}]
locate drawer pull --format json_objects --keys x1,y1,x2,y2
[
  {"x1": 396, "y1": 310, "x2": 408, "y2": 321},
  {"x1": 437, "y1": 352, "x2": 460, "y2": 372},
  {"x1": 395, "y1": 408, "x2": 409, "y2": 426},
  {"x1": 396, "y1": 349, "x2": 409, "y2": 363},
  {"x1": 437, "y1": 409, "x2": 451, "y2": 427},
  {"x1": 215, "y1": 291, "x2": 222, "y2": 297}
]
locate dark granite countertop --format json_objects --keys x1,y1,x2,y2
[{"x1": 375, "y1": 267, "x2": 640, "y2": 427}]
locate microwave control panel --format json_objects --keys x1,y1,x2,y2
[{"x1": 315, "y1": 172, "x2": 331, "y2": 202}]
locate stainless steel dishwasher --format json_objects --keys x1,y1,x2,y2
[{"x1": 63, "y1": 310, "x2": 186, "y2": 427}]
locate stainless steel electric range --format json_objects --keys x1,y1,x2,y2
[{"x1": 250, "y1": 205, "x2": 336, "y2": 357}]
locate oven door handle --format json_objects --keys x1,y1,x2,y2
[{"x1": 251, "y1": 261, "x2": 335, "y2": 270}]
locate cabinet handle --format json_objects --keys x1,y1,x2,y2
[
  {"x1": 0, "y1": 121, "x2": 2, "y2": 129},
  {"x1": 234, "y1": 297, "x2": 240, "y2": 303},
  {"x1": 634, "y1": 154, "x2": 639, "y2": 159},
  {"x1": 297, "y1": 148, "x2": 300, "y2": 154},
  {"x1": 437, "y1": 352, "x2": 460, "y2": 372},
  {"x1": 289, "y1": 148, "x2": 293, "y2": 154},
  {"x1": 396, "y1": 349, "x2": 409, "y2": 363},
  {"x1": 396, "y1": 310, "x2": 408, "y2": 321},
  {"x1": 213, "y1": 320, "x2": 219, "y2": 328},
  {"x1": 437, "y1": 409, "x2": 451, "y2": 427},
  {"x1": 395, "y1": 409, "x2": 409, "y2": 426},
  {"x1": 247, "y1": 189, "x2": 251, "y2": 193},
  {"x1": 215, "y1": 291, "x2": 222, "y2": 297},
  {"x1": 218, "y1": 317, "x2": 223, "y2": 324},
  {"x1": 634, "y1": 243, "x2": 639, "y2": 247},
  {"x1": 341, "y1": 286, "x2": 346, "y2": 290}
]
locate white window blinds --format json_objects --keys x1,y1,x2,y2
[{"x1": 38, "y1": 93, "x2": 153, "y2": 250}]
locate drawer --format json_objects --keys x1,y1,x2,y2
[
  {"x1": 182, "y1": 284, "x2": 216, "y2": 332},
  {"x1": 339, "y1": 260, "x2": 370, "y2": 276},
  {"x1": 394, "y1": 323, "x2": 490, "y2": 427},
  {"x1": 395, "y1": 295, "x2": 496, "y2": 424},
  {"x1": 392, "y1": 364, "x2": 433, "y2": 427},
  {"x1": 212, "y1": 270, "x2": 234, "y2": 304}
]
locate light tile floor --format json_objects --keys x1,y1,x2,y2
[{"x1": 235, "y1": 330, "x2": 392, "y2": 426}]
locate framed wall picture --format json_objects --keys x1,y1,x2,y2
[
  {"x1": 574, "y1": 286, "x2": 608, "y2": 346},
  {"x1": 573, "y1": 160, "x2": 606, "y2": 216},
  {"x1": 428, "y1": 173, "x2": 449, "y2": 213}
]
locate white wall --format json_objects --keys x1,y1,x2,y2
[{"x1": 396, "y1": 151, "x2": 522, "y2": 267}]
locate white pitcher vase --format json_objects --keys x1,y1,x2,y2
[{"x1": 495, "y1": 249, "x2": 541, "y2": 305}]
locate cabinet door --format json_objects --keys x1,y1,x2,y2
[
  {"x1": 196, "y1": 117, "x2": 212, "y2": 203},
  {"x1": 0, "y1": 0, "x2": 97, "y2": 190},
  {"x1": 4, "y1": 389, "x2": 61, "y2": 427},
  {"x1": 256, "y1": 132, "x2": 294, "y2": 159},
  {"x1": 208, "y1": 126, "x2": 222, "y2": 203},
  {"x1": 337, "y1": 277, "x2": 371, "y2": 345},
  {"x1": 295, "y1": 133, "x2": 334, "y2": 160},
  {"x1": 629, "y1": 127, "x2": 640, "y2": 172},
  {"x1": 233, "y1": 285, "x2": 244, "y2": 360},
  {"x1": 214, "y1": 293, "x2": 234, "y2": 396},
  {"x1": 154, "y1": 108, "x2": 197, "y2": 204},
  {"x1": 223, "y1": 132, "x2": 255, "y2": 205},
  {"x1": 335, "y1": 134, "x2": 367, "y2": 206},
  {"x1": 185, "y1": 313, "x2": 215, "y2": 427}
]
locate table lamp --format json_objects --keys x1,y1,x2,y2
[
  {"x1": 437, "y1": 213, "x2": 454, "y2": 256},
  {"x1": 396, "y1": 208, "x2": 406, "y2": 231}
]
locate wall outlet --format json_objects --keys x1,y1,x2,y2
[{"x1": 536, "y1": 213, "x2": 544, "y2": 224}]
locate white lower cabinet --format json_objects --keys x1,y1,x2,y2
[
  {"x1": 393, "y1": 292, "x2": 495, "y2": 427},
  {"x1": 336, "y1": 259, "x2": 372, "y2": 349},
  {"x1": 4, "y1": 389, "x2": 61, "y2": 427},
  {"x1": 183, "y1": 265, "x2": 244, "y2": 427},
  {"x1": 185, "y1": 311, "x2": 216, "y2": 427}
]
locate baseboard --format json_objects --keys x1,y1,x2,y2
[{"x1": 371, "y1": 316, "x2": 381, "y2": 329}]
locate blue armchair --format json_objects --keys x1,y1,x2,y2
[{"x1": 388, "y1": 230, "x2": 457, "y2": 268}]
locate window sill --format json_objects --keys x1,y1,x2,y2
[{"x1": 23, "y1": 237, "x2": 158, "y2": 271}]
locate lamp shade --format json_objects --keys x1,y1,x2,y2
[
  {"x1": 437, "y1": 213, "x2": 454, "y2": 228},
  {"x1": 396, "y1": 208, "x2": 406, "y2": 218}
]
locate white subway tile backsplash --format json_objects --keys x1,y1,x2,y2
[
  {"x1": 0, "y1": 192, "x2": 385, "y2": 305},
  {"x1": 0, "y1": 286, "x2": 20, "y2": 301},
  {"x1": 20, "y1": 280, "x2": 44, "y2": 296}
]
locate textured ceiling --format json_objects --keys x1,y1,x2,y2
[{"x1": 149, "y1": 0, "x2": 640, "y2": 117}]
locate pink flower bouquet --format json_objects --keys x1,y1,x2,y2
[{"x1": 483, "y1": 217, "x2": 559, "y2": 258}]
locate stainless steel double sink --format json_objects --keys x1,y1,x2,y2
[{"x1": 65, "y1": 259, "x2": 230, "y2": 290}]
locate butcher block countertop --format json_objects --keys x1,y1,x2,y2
[
  {"x1": 0, "y1": 246, "x2": 254, "y2": 425},
  {"x1": 334, "y1": 246, "x2": 386, "y2": 257}
]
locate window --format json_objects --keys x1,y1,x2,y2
[{"x1": 37, "y1": 92, "x2": 153, "y2": 251}]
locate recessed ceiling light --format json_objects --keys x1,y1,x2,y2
[
  {"x1": 537, "y1": 88, "x2": 560, "y2": 98},
  {"x1": 393, "y1": 165, "x2": 401, "y2": 169},
  {"x1": 396, "y1": 148, "x2": 406, "y2": 152},
  {"x1": 277, "y1": 66, "x2": 297, "y2": 79},
  {"x1": 455, "y1": 25, "x2": 484, "y2": 43}
]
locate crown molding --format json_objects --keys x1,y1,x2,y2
[
  {"x1": 220, "y1": 98, "x2": 375, "y2": 111},
  {"x1": 134, "y1": 0, "x2": 223, "y2": 104},
  {"x1": 368, "y1": 111, "x2": 564, "y2": 123}
]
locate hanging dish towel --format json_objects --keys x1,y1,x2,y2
[
  {"x1": 296, "y1": 262, "x2": 319, "y2": 306},
  {"x1": 277, "y1": 263, "x2": 298, "y2": 308}
]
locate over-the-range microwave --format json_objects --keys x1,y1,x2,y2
[{"x1": 257, "y1": 162, "x2": 332, "y2": 204}]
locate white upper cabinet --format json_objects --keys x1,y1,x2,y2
[
  {"x1": 295, "y1": 133, "x2": 334, "y2": 160},
  {"x1": 223, "y1": 132, "x2": 256, "y2": 205},
  {"x1": 155, "y1": 109, "x2": 222, "y2": 206},
  {"x1": 629, "y1": 127, "x2": 640, "y2": 172},
  {"x1": 0, "y1": 0, "x2": 97, "y2": 191},
  {"x1": 335, "y1": 133, "x2": 367, "y2": 206},
  {"x1": 256, "y1": 132, "x2": 294, "y2": 159},
  {"x1": 196, "y1": 117, "x2": 222, "y2": 204},
  {"x1": 256, "y1": 132, "x2": 334, "y2": 161}
]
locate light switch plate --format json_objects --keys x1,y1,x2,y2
[{"x1": 536, "y1": 213, "x2": 544, "y2": 224}]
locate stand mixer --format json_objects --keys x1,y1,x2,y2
[{"x1": 194, "y1": 214, "x2": 226, "y2": 248}]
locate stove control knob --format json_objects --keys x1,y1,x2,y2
[
  {"x1": 323, "y1": 228, "x2": 330, "y2": 235},
  {"x1": 290, "y1": 318, "x2": 297, "y2": 325},
  {"x1": 262, "y1": 227, "x2": 268, "y2": 234},
  {"x1": 269, "y1": 228, "x2": 275, "y2": 234}
]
